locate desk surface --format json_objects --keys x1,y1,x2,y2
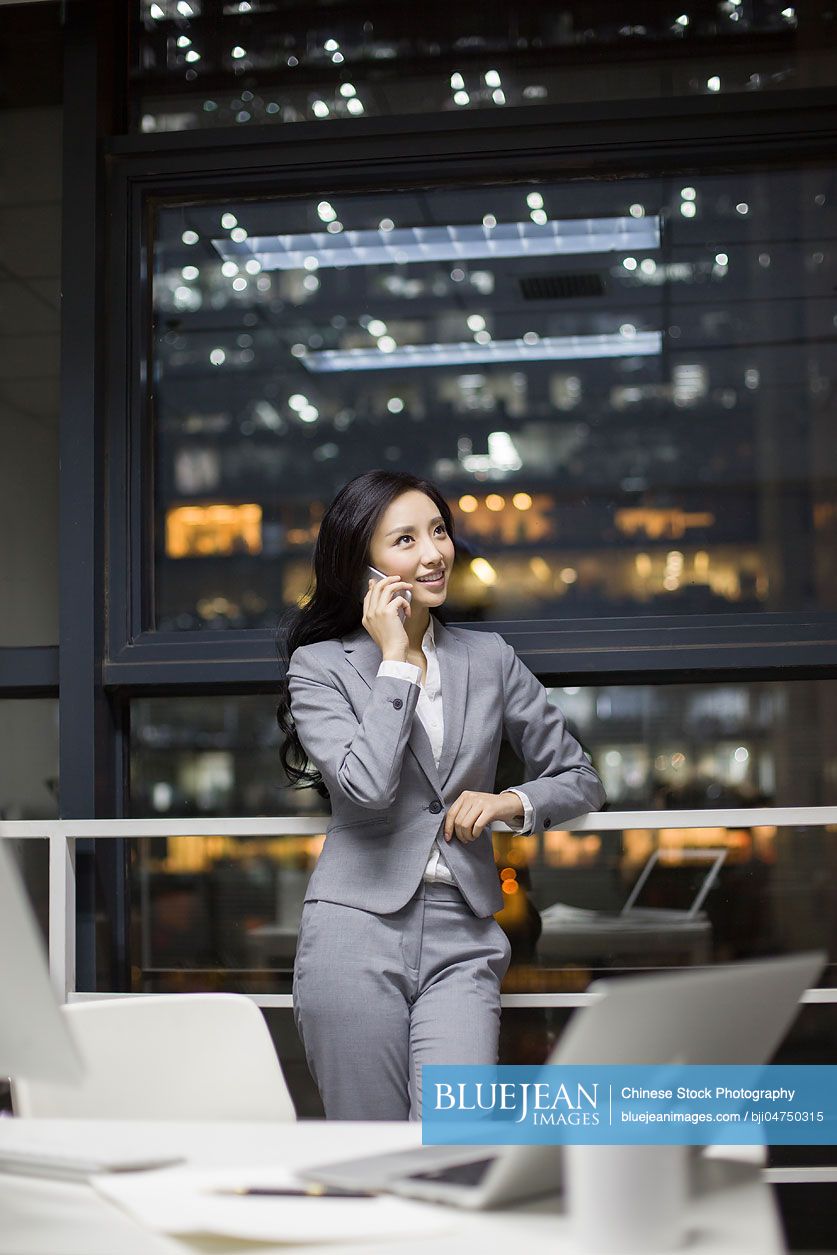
[{"x1": 0, "y1": 1119, "x2": 785, "y2": 1255}]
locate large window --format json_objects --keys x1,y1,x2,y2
[
  {"x1": 150, "y1": 168, "x2": 837, "y2": 631},
  {"x1": 126, "y1": 678, "x2": 837, "y2": 997}
]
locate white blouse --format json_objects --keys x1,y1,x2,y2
[{"x1": 377, "y1": 614, "x2": 534, "y2": 884}]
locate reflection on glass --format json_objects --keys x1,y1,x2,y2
[
  {"x1": 131, "y1": 1, "x2": 835, "y2": 133},
  {"x1": 129, "y1": 678, "x2": 836, "y2": 993},
  {"x1": 151, "y1": 169, "x2": 837, "y2": 630}
]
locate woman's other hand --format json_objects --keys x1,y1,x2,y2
[
  {"x1": 362, "y1": 575, "x2": 412, "y2": 661},
  {"x1": 442, "y1": 790, "x2": 524, "y2": 844}
]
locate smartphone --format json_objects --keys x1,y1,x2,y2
[{"x1": 365, "y1": 565, "x2": 412, "y2": 624}]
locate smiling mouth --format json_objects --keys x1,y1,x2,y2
[{"x1": 416, "y1": 571, "x2": 445, "y2": 583}]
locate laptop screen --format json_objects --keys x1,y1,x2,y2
[{"x1": 624, "y1": 848, "x2": 727, "y2": 916}]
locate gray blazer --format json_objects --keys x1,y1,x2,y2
[{"x1": 286, "y1": 616, "x2": 607, "y2": 918}]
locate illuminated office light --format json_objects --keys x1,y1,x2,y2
[
  {"x1": 526, "y1": 192, "x2": 544, "y2": 210},
  {"x1": 326, "y1": 221, "x2": 343, "y2": 234},
  {"x1": 332, "y1": 52, "x2": 344, "y2": 64},
  {"x1": 640, "y1": 258, "x2": 656, "y2": 275},
  {"x1": 230, "y1": 227, "x2": 248, "y2": 242},
  {"x1": 680, "y1": 187, "x2": 696, "y2": 200},
  {"x1": 707, "y1": 76, "x2": 721, "y2": 92},
  {"x1": 232, "y1": 46, "x2": 247, "y2": 59},
  {"x1": 232, "y1": 276, "x2": 248, "y2": 291},
  {"x1": 182, "y1": 230, "x2": 199, "y2": 245},
  {"x1": 622, "y1": 256, "x2": 638, "y2": 270},
  {"x1": 181, "y1": 265, "x2": 199, "y2": 280},
  {"x1": 485, "y1": 70, "x2": 502, "y2": 87},
  {"x1": 324, "y1": 38, "x2": 339, "y2": 52},
  {"x1": 302, "y1": 274, "x2": 319, "y2": 291},
  {"x1": 522, "y1": 331, "x2": 539, "y2": 345},
  {"x1": 299, "y1": 331, "x2": 662, "y2": 372},
  {"x1": 185, "y1": 50, "x2": 201, "y2": 62},
  {"x1": 467, "y1": 314, "x2": 486, "y2": 332},
  {"x1": 450, "y1": 72, "x2": 465, "y2": 89},
  {"x1": 387, "y1": 397, "x2": 405, "y2": 413},
  {"x1": 209, "y1": 348, "x2": 226, "y2": 365},
  {"x1": 317, "y1": 201, "x2": 337, "y2": 222},
  {"x1": 379, "y1": 218, "x2": 395, "y2": 232},
  {"x1": 675, "y1": 13, "x2": 689, "y2": 25},
  {"x1": 474, "y1": 330, "x2": 491, "y2": 345},
  {"x1": 221, "y1": 212, "x2": 237, "y2": 229},
  {"x1": 150, "y1": 3, "x2": 164, "y2": 17},
  {"x1": 454, "y1": 90, "x2": 470, "y2": 106},
  {"x1": 312, "y1": 100, "x2": 330, "y2": 117},
  {"x1": 288, "y1": 394, "x2": 307, "y2": 410},
  {"x1": 213, "y1": 216, "x2": 662, "y2": 273},
  {"x1": 736, "y1": 202, "x2": 749, "y2": 215},
  {"x1": 340, "y1": 83, "x2": 356, "y2": 97},
  {"x1": 165, "y1": 504, "x2": 262, "y2": 560},
  {"x1": 244, "y1": 258, "x2": 261, "y2": 274},
  {"x1": 680, "y1": 202, "x2": 696, "y2": 218},
  {"x1": 367, "y1": 319, "x2": 388, "y2": 337},
  {"x1": 303, "y1": 255, "x2": 319, "y2": 270},
  {"x1": 346, "y1": 98, "x2": 364, "y2": 115},
  {"x1": 177, "y1": 36, "x2": 192, "y2": 47},
  {"x1": 176, "y1": 1, "x2": 194, "y2": 15},
  {"x1": 530, "y1": 209, "x2": 548, "y2": 225},
  {"x1": 299, "y1": 405, "x2": 319, "y2": 422},
  {"x1": 482, "y1": 214, "x2": 497, "y2": 228},
  {"x1": 715, "y1": 252, "x2": 728, "y2": 265},
  {"x1": 377, "y1": 335, "x2": 397, "y2": 353},
  {"x1": 221, "y1": 261, "x2": 239, "y2": 277},
  {"x1": 629, "y1": 203, "x2": 644, "y2": 218},
  {"x1": 492, "y1": 89, "x2": 506, "y2": 105}
]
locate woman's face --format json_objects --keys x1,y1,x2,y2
[{"x1": 368, "y1": 490, "x2": 455, "y2": 606}]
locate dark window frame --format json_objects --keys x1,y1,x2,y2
[{"x1": 104, "y1": 88, "x2": 837, "y2": 690}]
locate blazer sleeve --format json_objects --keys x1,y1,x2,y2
[
  {"x1": 495, "y1": 632, "x2": 607, "y2": 831},
  {"x1": 286, "y1": 644, "x2": 421, "y2": 810}
]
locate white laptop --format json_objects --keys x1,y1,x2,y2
[
  {"x1": 298, "y1": 950, "x2": 825, "y2": 1209},
  {"x1": 0, "y1": 839, "x2": 183, "y2": 1180},
  {"x1": 541, "y1": 846, "x2": 728, "y2": 930}
]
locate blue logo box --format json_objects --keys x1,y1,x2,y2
[{"x1": 421, "y1": 1065, "x2": 837, "y2": 1145}]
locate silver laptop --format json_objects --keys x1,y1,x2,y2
[
  {"x1": 0, "y1": 840, "x2": 84, "y2": 1085},
  {"x1": 541, "y1": 846, "x2": 728, "y2": 930},
  {"x1": 299, "y1": 950, "x2": 824, "y2": 1209}
]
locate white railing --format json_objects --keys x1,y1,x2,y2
[{"x1": 1, "y1": 809, "x2": 836, "y2": 1010}]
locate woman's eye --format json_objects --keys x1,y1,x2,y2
[{"x1": 396, "y1": 526, "x2": 446, "y2": 544}]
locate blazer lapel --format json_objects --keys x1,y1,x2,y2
[{"x1": 341, "y1": 616, "x2": 470, "y2": 794}]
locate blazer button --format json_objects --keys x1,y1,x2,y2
[
  {"x1": 429, "y1": 800, "x2": 443, "y2": 814},
  {"x1": 392, "y1": 698, "x2": 403, "y2": 709},
  {"x1": 544, "y1": 815, "x2": 552, "y2": 828}
]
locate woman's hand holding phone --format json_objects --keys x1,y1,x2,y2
[{"x1": 362, "y1": 575, "x2": 412, "y2": 661}]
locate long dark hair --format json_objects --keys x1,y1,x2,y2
[{"x1": 276, "y1": 470, "x2": 457, "y2": 800}]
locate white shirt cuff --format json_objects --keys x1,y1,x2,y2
[
  {"x1": 503, "y1": 787, "x2": 534, "y2": 834},
  {"x1": 377, "y1": 660, "x2": 422, "y2": 686}
]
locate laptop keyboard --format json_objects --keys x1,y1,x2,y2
[{"x1": 407, "y1": 1156, "x2": 496, "y2": 1186}]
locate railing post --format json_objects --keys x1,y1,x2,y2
[{"x1": 49, "y1": 834, "x2": 76, "y2": 1004}]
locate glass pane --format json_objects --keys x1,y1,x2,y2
[
  {"x1": 151, "y1": 167, "x2": 837, "y2": 630},
  {"x1": 131, "y1": 1, "x2": 836, "y2": 134},
  {"x1": 0, "y1": 697, "x2": 59, "y2": 947},
  {"x1": 128, "y1": 679, "x2": 836, "y2": 993},
  {"x1": 0, "y1": 12, "x2": 61, "y2": 645}
]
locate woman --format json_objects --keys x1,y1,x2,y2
[{"x1": 276, "y1": 469, "x2": 606, "y2": 1121}]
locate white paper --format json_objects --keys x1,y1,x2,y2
[{"x1": 91, "y1": 1162, "x2": 454, "y2": 1244}]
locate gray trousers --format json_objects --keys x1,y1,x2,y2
[{"x1": 293, "y1": 880, "x2": 512, "y2": 1120}]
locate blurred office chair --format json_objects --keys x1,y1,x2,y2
[{"x1": 12, "y1": 993, "x2": 297, "y2": 1121}]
